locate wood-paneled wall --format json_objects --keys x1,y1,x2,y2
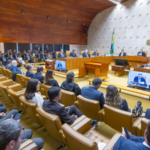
[{"x1": 0, "y1": 0, "x2": 119, "y2": 45}]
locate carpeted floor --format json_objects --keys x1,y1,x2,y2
[{"x1": 0, "y1": 66, "x2": 150, "y2": 150}]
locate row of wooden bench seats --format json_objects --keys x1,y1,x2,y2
[{"x1": 0, "y1": 76, "x2": 121, "y2": 150}]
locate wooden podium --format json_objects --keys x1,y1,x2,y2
[
  {"x1": 45, "y1": 60, "x2": 55, "y2": 70},
  {"x1": 79, "y1": 62, "x2": 109, "y2": 78}
]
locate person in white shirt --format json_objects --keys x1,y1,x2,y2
[
  {"x1": 17, "y1": 54, "x2": 25, "y2": 64},
  {"x1": 24, "y1": 79, "x2": 44, "y2": 107}
]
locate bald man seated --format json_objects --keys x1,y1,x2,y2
[
  {"x1": 10, "y1": 60, "x2": 23, "y2": 74},
  {"x1": 137, "y1": 49, "x2": 146, "y2": 57},
  {"x1": 119, "y1": 49, "x2": 126, "y2": 57},
  {"x1": 83, "y1": 50, "x2": 90, "y2": 57}
]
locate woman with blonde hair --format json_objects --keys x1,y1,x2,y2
[
  {"x1": 105, "y1": 85, "x2": 131, "y2": 112},
  {"x1": 44, "y1": 69, "x2": 59, "y2": 87}
]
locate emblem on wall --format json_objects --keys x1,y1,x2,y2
[{"x1": 147, "y1": 40, "x2": 150, "y2": 45}]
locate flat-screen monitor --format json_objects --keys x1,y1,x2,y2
[
  {"x1": 55, "y1": 60, "x2": 66, "y2": 71},
  {"x1": 113, "y1": 58, "x2": 129, "y2": 66},
  {"x1": 128, "y1": 70, "x2": 150, "y2": 88}
]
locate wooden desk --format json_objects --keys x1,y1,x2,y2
[
  {"x1": 79, "y1": 61, "x2": 109, "y2": 78},
  {"x1": 134, "y1": 66, "x2": 150, "y2": 73}
]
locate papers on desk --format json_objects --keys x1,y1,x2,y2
[{"x1": 98, "y1": 142, "x2": 106, "y2": 150}]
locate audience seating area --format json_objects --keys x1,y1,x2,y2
[{"x1": 0, "y1": 66, "x2": 150, "y2": 150}]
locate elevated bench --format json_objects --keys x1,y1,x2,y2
[
  {"x1": 101, "y1": 82, "x2": 150, "y2": 100},
  {"x1": 87, "y1": 76, "x2": 109, "y2": 85}
]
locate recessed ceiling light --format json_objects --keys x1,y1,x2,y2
[
  {"x1": 108, "y1": 0, "x2": 120, "y2": 4},
  {"x1": 47, "y1": 16, "x2": 50, "y2": 19},
  {"x1": 22, "y1": 10, "x2": 25, "y2": 14}
]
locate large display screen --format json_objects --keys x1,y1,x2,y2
[
  {"x1": 128, "y1": 70, "x2": 150, "y2": 88},
  {"x1": 55, "y1": 60, "x2": 66, "y2": 71}
]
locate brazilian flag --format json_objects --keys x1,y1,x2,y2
[{"x1": 110, "y1": 32, "x2": 115, "y2": 54}]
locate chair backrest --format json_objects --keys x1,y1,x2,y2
[
  {"x1": 144, "y1": 51, "x2": 148, "y2": 56},
  {"x1": 22, "y1": 76, "x2": 31, "y2": 87},
  {"x1": 77, "y1": 95, "x2": 100, "y2": 120},
  {"x1": 3, "y1": 68, "x2": 9, "y2": 78},
  {"x1": 42, "y1": 84, "x2": 52, "y2": 98},
  {"x1": 104, "y1": 104, "x2": 133, "y2": 132},
  {"x1": 66, "y1": 51, "x2": 71, "y2": 58},
  {"x1": 38, "y1": 82, "x2": 46, "y2": 95},
  {"x1": 36, "y1": 107, "x2": 63, "y2": 143},
  {"x1": 81, "y1": 51, "x2": 85, "y2": 55},
  {"x1": 0, "y1": 76, "x2": 8, "y2": 82},
  {"x1": 1, "y1": 68, "x2": 7, "y2": 77},
  {"x1": 56, "y1": 51, "x2": 60, "y2": 59},
  {"x1": 20, "y1": 139, "x2": 38, "y2": 150},
  {"x1": 141, "y1": 118, "x2": 149, "y2": 136},
  {"x1": 62, "y1": 123, "x2": 98, "y2": 150},
  {"x1": 16, "y1": 74, "x2": 26, "y2": 87},
  {"x1": 5, "y1": 69, "x2": 13, "y2": 79},
  {"x1": 0, "y1": 66, "x2": 3, "y2": 75},
  {"x1": 60, "y1": 89, "x2": 76, "y2": 107},
  {"x1": 89, "y1": 51, "x2": 94, "y2": 56},
  {"x1": 19, "y1": 96, "x2": 42, "y2": 125},
  {"x1": 7, "y1": 88, "x2": 25, "y2": 110}
]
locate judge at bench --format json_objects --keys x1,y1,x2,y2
[
  {"x1": 92, "y1": 50, "x2": 99, "y2": 56},
  {"x1": 133, "y1": 73, "x2": 147, "y2": 86},
  {"x1": 137, "y1": 49, "x2": 146, "y2": 57},
  {"x1": 119, "y1": 49, "x2": 126, "y2": 57},
  {"x1": 58, "y1": 49, "x2": 66, "y2": 58},
  {"x1": 83, "y1": 49, "x2": 90, "y2": 57},
  {"x1": 69, "y1": 50, "x2": 77, "y2": 58}
]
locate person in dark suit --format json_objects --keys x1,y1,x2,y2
[
  {"x1": 61, "y1": 72, "x2": 81, "y2": 96},
  {"x1": 134, "y1": 73, "x2": 147, "y2": 86},
  {"x1": 119, "y1": 49, "x2": 126, "y2": 57},
  {"x1": 69, "y1": 50, "x2": 77, "y2": 58},
  {"x1": 13, "y1": 52, "x2": 18, "y2": 60},
  {"x1": 58, "y1": 49, "x2": 66, "y2": 58},
  {"x1": 44, "y1": 44, "x2": 49, "y2": 51},
  {"x1": 92, "y1": 50, "x2": 99, "y2": 56},
  {"x1": 52, "y1": 51, "x2": 56, "y2": 60},
  {"x1": 26, "y1": 65, "x2": 34, "y2": 78},
  {"x1": 83, "y1": 49, "x2": 90, "y2": 57},
  {"x1": 113, "y1": 124, "x2": 150, "y2": 150},
  {"x1": 33, "y1": 66, "x2": 44, "y2": 83},
  {"x1": 39, "y1": 53, "x2": 47, "y2": 62},
  {"x1": 24, "y1": 53, "x2": 34, "y2": 63},
  {"x1": 81, "y1": 78, "x2": 105, "y2": 109},
  {"x1": 137, "y1": 49, "x2": 146, "y2": 57},
  {"x1": 5, "y1": 50, "x2": 10, "y2": 58},
  {"x1": 21, "y1": 51, "x2": 26, "y2": 60},
  {"x1": 8, "y1": 54, "x2": 15, "y2": 61},
  {"x1": 43, "y1": 87, "x2": 83, "y2": 124},
  {"x1": 105, "y1": 85, "x2": 131, "y2": 112},
  {"x1": 10, "y1": 60, "x2": 23, "y2": 75},
  {"x1": 37, "y1": 45, "x2": 42, "y2": 52},
  {"x1": 5, "y1": 59, "x2": 12, "y2": 70},
  {"x1": 44, "y1": 69, "x2": 59, "y2": 87},
  {"x1": 0, "y1": 54, "x2": 7, "y2": 66}
]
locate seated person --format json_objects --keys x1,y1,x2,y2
[
  {"x1": 24, "y1": 79, "x2": 44, "y2": 107},
  {"x1": 92, "y1": 50, "x2": 99, "y2": 56},
  {"x1": 0, "y1": 103, "x2": 7, "y2": 113},
  {"x1": 10, "y1": 60, "x2": 23, "y2": 75},
  {"x1": 26, "y1": 65, "x2": 34, "y2": 78},
  {"x1": 24, "y1": 53, "x2": 34, "y2": 63},
  {"x1": 52, "y1": 51, "x2": 56, "y2": 60},
  {"x1": 0, "y1": 120, "x2": 44, "y2": 150},
  {"x1": 134, "y1": 73, "x2": 146, "y2": 86},
  {"x1": 0, "y1": 54, "x2": 7, "y2": 66},
  {"x1": 44, "y1": 69, "x2": 59, "y2": 87},
  {"x1": 137, "y1": 49, "x2": 146, "y2": 57},
  {"x1": 105, "y1": 85, "x2": 131, "y2": 112},
  {"x1": 21, "y1": 51, "x2": 26, "y2": 60},
  {"x1": 33, "y1": 66, "x2": 44, "y2": 83},
  {"x1": 8, "y1": 54, "x2": 15, "y2": 61},
  {"x1": 69, "y1": 50, "x2": 77, "y2": 58},
  {"x1": 113, "y1": 123, "x2": 150, "y2": 150},
  {"x1": 58, "y1": 49, "x2": 66, "y2": 58},
  {"x1": 83, "y1": 49, "x2": 90, "y2": 57},
  {"x1": 43, "y1": 87, "x2": 83, "y2": 124},
  {"x1": 5, "y1": 59, "x2": 12, "y2": 70},
  {"x1": 17, "y1": 54, "x2": 25, "y2": 64},
  {"x1": 81, "y1": 78, "x2": 105, "y2": 109},
  {"x1": 61, "y1": 72, "x2": 81, "y2": 96},
  {"x1": 119, "y1": 49, "x2": 126, "y2": 57},
  {"x1": 39, "y1": 53, "x2": 47, "y2": 62}
]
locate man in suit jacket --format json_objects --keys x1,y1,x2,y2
[
  {"x1": 58, "y1": 49, "x2": 66, "y2": 58},
  {"x1": 137, "y1": 49, "x2": 146, "y2": 57},
  {"x1": 24, "y1": 53, "x2": 34, "y2": 63},
  {"x1": 52, "y1": 51, "x2": 56, "y2": 60},
  {"x1": 0, "y1": 54, "x2": 7, "y2": 66},
  {"x1": 10, "y1": 60, "x2": 23, "y2": 74},
  {"x1": 39, "y1": 53, "x2": 47, "y2": 62},
  {"x1": 8, "y1": 54, "x2": 15, "y2": 61},
  {"x1": 83, "y1": 49, "x2": 90, "y2": 57},
  {"x1": 113, "y1": 124, "x2": 150, "y2": 150},
  {"x1": 5, "y1": 50, "x2": 10, "y2": 58},
  {"x1": 69, "y1": 50, "x2": 77, "y2": 58},
  {"x1": 92, "y1": 50, "x2": 99, "y2": 56},
  {"x1": 43, "y1": 87, "x2": 83, "y2": 124},
  {"x1": 33, "y1": 66, "x2": 44, "y2": 83},
  {"x1": 134, "y1": 73, "x2": 147, "y2": 86},
  {"x1": 119, "y1": 49, "x2": 126, "y2": 57},
  {"x1": 81, "y1": 77, "x2": 105, "y2": 109},
  {"x1": 5, "y1": 59, "x2": 12, "y2": 70}
]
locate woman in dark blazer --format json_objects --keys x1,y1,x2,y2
[
  {"x1": 26, "y1": 65, "x2": 34, "y2": 78},
  {"x1": 44, "y1": 69, "x2": 59, "y2": 87},
  {"x1": 105, "y1": 85, "x2": 131, "y2": 112}
]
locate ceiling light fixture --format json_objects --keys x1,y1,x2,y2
[
  {"x1": 47, "y1": 16, "x2": 50, "y2": 19},
  {"x1": 22, "y1": 10, "x2": 25, "y2": 14},
  {"x1": 108, "y1": 0, "x2": 120, "y2": 4}
]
